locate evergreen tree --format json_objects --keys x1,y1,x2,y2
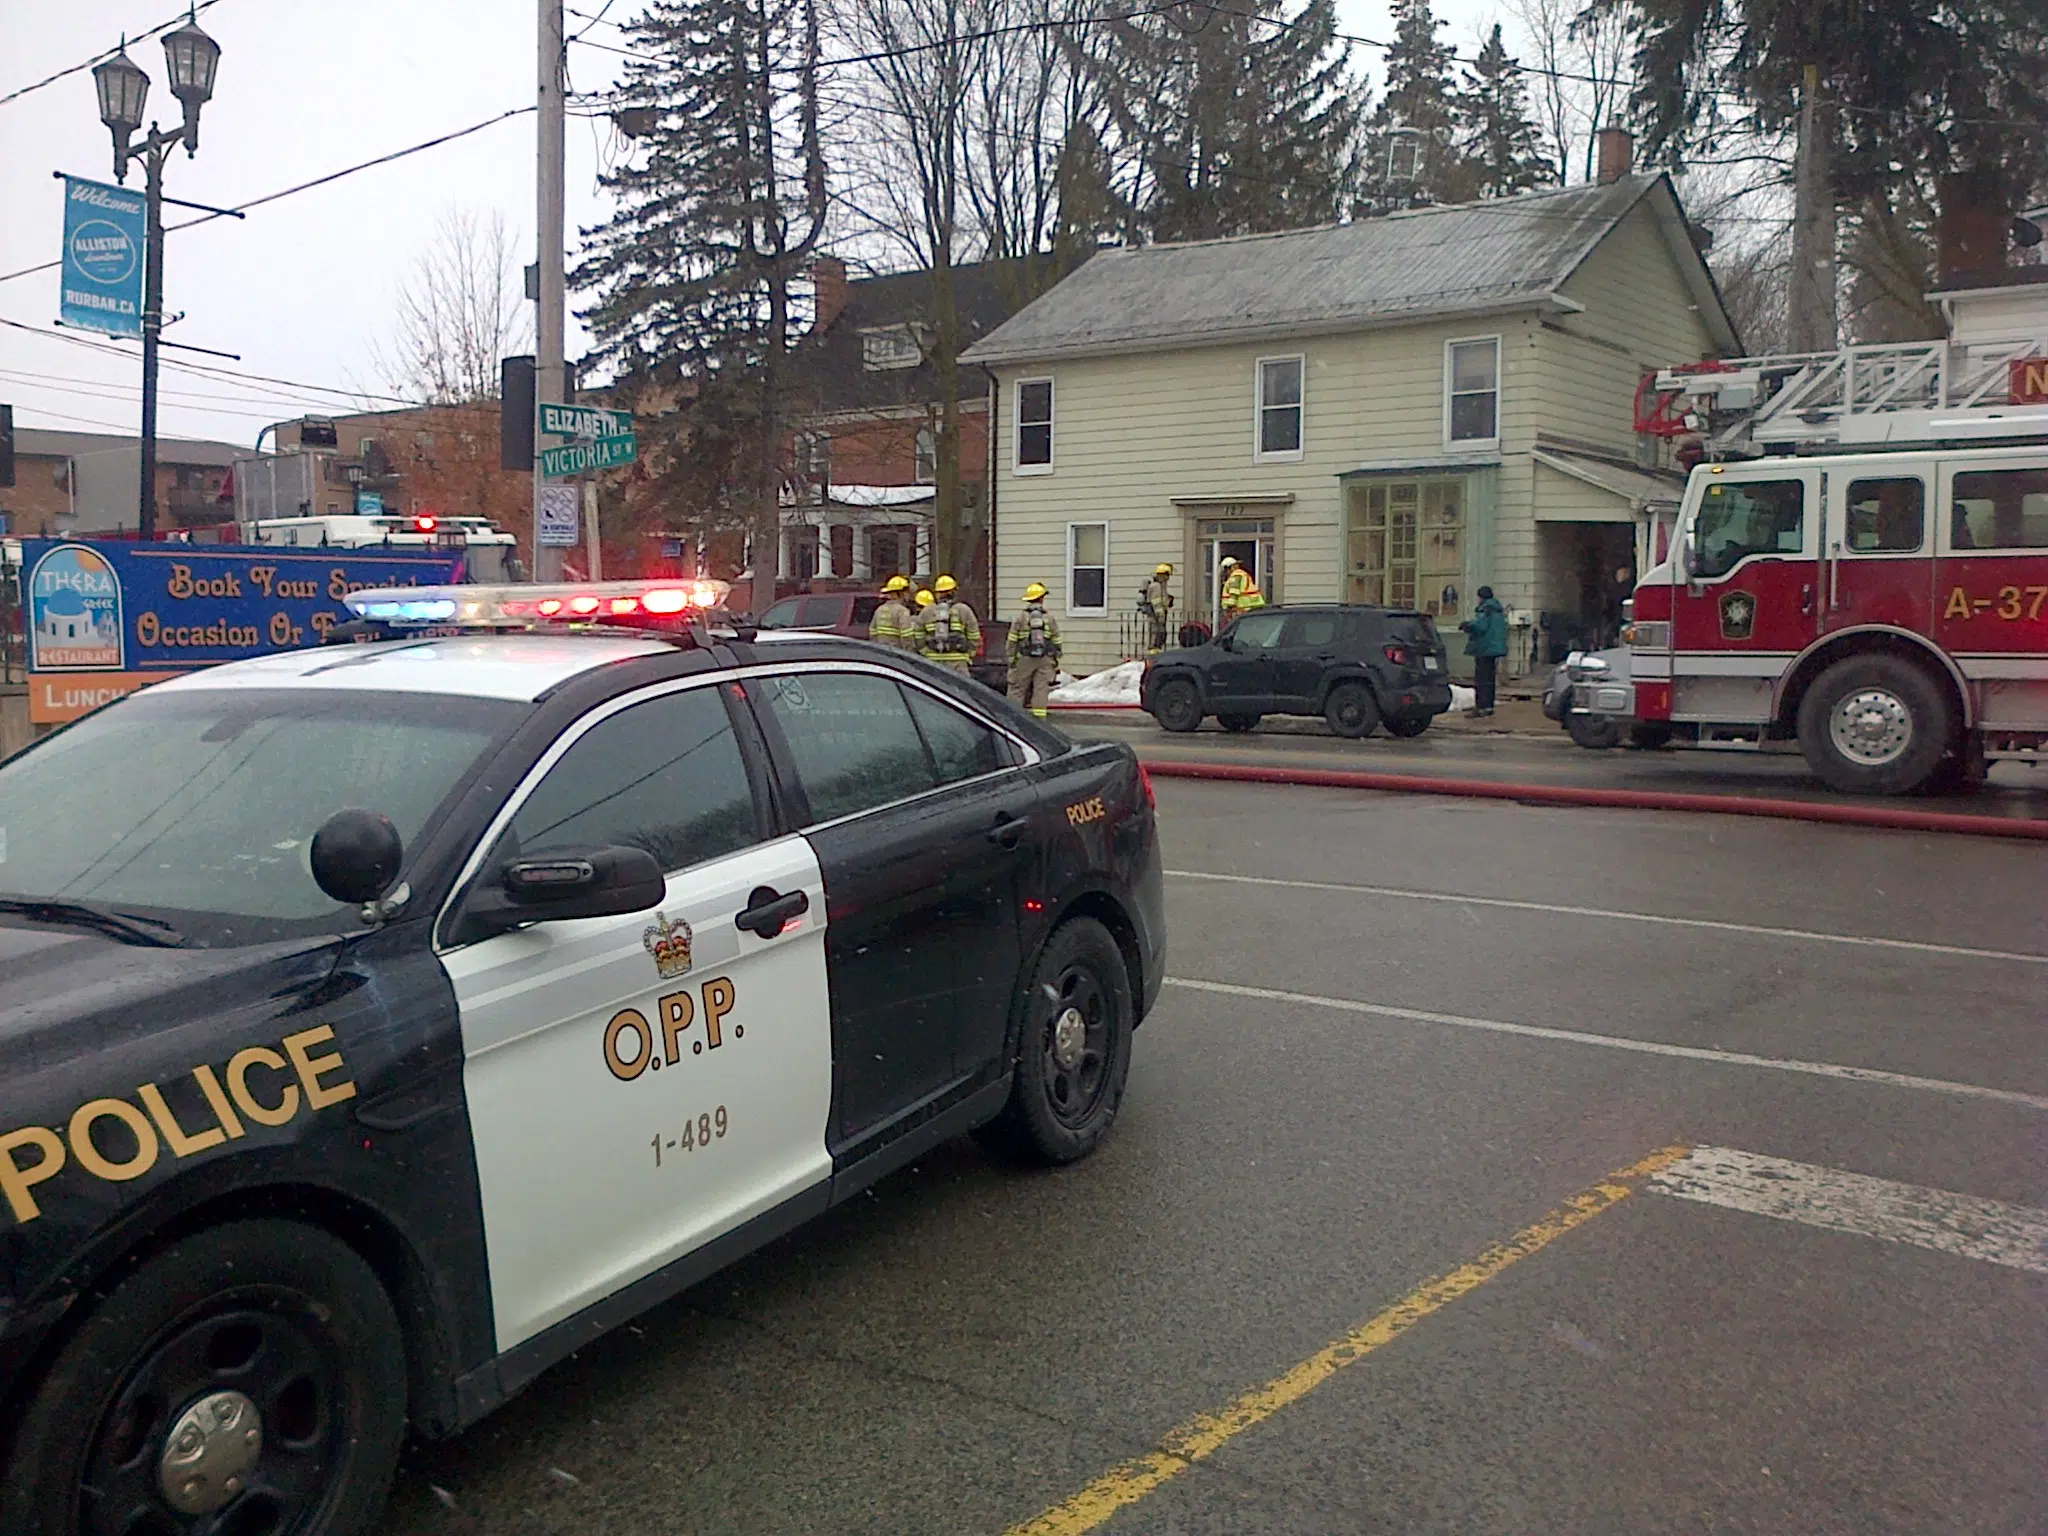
[
  {"x1": 1093, "y1": 0, "x2": 1364, "y2": 243},
  {"x1": 576, "y1": 0, "x2": 829, "y2": 591},
  {"x1": 1456, "y1": 24, "x2": 1553, "y2": 198},
  {"x1": 1359, "y1": 0, "x2": 1465, "y2": 208}
]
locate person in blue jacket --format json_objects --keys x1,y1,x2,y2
[{"x1": 1459, "y1": 585, "x2": 1508, "y2": 717}]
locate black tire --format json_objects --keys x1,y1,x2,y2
[
  {"x1": 1628, "y1": 723, "x2": 1674, "y2": 750},
  {"x1": 1383, "y1": 714, "x2": 1431, "y2": 739},
  {"x1": 1567, "y1": 714, "x2": 1623, "y2": 750},
  {"x1": 1323, "y1": 682, "x2": 1380, "y2": 739},
  {"x1": 1150, "y1": 677, "x2": 1202, "y2": 733},
  {"x1": 1216, "y1": 712, "x2": 1261, "y2": 733},
  {"x1": 975, "y1": 917, "x2": 1134, "y2": 1166},
  {"x1": 1, "y1": 1219, "x2": 406, "y2": 1536},
  {"x1": 1796, "y1": 653, "x2": 1956, "y2": 795}
]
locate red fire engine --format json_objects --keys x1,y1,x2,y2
[{"x1": 1608, "y1": 274, "x2": 2048, "y2": 795}]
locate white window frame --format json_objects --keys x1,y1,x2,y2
[
  {"x1": 861, "y1": 325, "x2": 922, "y2": 371},
  {"x1": 913, "y1": 424, "x2": 936, "y2": 486},
  {"x1": 1066, "y1": 520, "x2": 1109, "y2": 615},
  {"x1": 1014, "y1": 377, "x2": 1055, "y2": 475},
  {"x1": 1254, "y1": 354, "x2": 1305, "y2": 462},
  {"x1": 1443, "y1": 335, "x2": 1501, "y2": 452}
]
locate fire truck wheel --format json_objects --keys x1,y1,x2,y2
[{"x1": 1797, "y1": 654, "x2": 1955, "y2": 795}]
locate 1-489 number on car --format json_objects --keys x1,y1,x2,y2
[{"x1": 653, "y1": 1107, "x2": 728, "y2": 1166}]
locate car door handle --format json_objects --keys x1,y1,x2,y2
[
  {"x1": 1314, "y1": 653, "x2": 1338, "y2": 661},
  {"x1": 1800, "y1": 583, "x2": 1814, "y2": 615},
  {"x1": 987, "y1": 811, "x2": 1026, "y2": 849},
  {"x1": 736, "y1": 885, "x2": 809, "y2": 938}
]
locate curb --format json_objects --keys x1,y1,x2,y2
[{"x1": 1139, "y1": 760, "x2": 2048, "y2": 842}]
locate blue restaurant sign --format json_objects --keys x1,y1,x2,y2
[
  {"x1": 21, "y1": 539, "x2": 463, "y2": 722},
  {"x1": 60, "y1": 177, "x2": 147, "y2": 338}
]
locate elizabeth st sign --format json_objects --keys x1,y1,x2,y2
[{"x1": 537, "y1": 401, "x2": 636, "y2": 479}]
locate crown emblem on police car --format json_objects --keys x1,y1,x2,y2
[{"x1": 643, "y1": 913, "x2": 694, "y2": 978}]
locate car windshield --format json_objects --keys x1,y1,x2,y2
[{"x1": 0, "y1": 687, "x2": 519, "y2": 944}]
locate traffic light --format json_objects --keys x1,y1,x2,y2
[{"x1": 501, "y1": 355, "x2": 534, "y2": 470}]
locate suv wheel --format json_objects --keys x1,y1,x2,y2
[
  {"x1": 1323, "y1": 682, "x2": 1380, "y2": 739},
  {"x1": 1, "y1": 1220, "x2": 406, "y2": 1536},
  {"x1": 1216, "y1": 712, "x2": 1261, "y2": 733},
  {"x1": 1150, "y1": 677, "x2": 1203, "y2": 733},
  {"x1": 975, "y1": 917, "x2": 1133, "y2": 1165}
]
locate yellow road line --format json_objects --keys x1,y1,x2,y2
[{"x1": 1005, "y1": 1144, "x2": 1691, "y2": 1536}]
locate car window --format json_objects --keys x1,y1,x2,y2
[
  {"x1": 1279, "y1": 612, "x2": 1344, "y2": 650},
  {"x1": 904, "y1": 685, "x2": 1018, "y2": 783},
  {"x1": 1693, "y1": 478, "x2": 1806, "y2": 577},
  {"x1": 1227, "y1": 612, "x2": 1288, "y2": 652},
  {"x1": 507, "y1": 687, "x2": 760, "y2": 874},
  {"x1": 796, "y1": 595, "x2": 843, "y2": 627},
  {"x1": 757, "y1": 672, "x2": 939, "y2": 822},
  {"x1": 759, "y1": 597, "x2": 801, "y2": 627},
  {"x1": 852, "y1": 596, "x2": 883, "y2": 624}
]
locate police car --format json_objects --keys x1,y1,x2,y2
[{"x1": 0, "y1": 580, "x2": 1165, "y2": 1536}]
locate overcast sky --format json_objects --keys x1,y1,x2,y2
[{"x1": 1, "y1": 0, "x2": 1505, "y2": 449}]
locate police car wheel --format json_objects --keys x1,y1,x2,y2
[
  {"x1": 1216, "y1": 713, "x2": 1261, "y2": 733},
  {"x1": 976, "y1": 918, "x2": 1133, "y2": 1166},
  {"x1": 1566, "y1": 713, "x2": 1623, "y2": 750},
  {"x1": 1151, "y1": 679, "x2": 1203, "y2": 733},
  {"x1": 1, "y1": 1220, "x2": 405, "y2": 1536}
]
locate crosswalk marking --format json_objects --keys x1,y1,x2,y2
[{"x1": 1650, "y1": 1146, "x2": 2048, "y2": 1275}]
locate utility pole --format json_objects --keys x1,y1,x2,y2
[
  {"x1": 1787, "y1": 63, "x2": 1838, "y2": 354},
  {"x1": 138, "y1": 147, "x2": 166, "y2": 539},
  {"x1": 535, "y1": 0, "x2": 568, "y2": 580}
]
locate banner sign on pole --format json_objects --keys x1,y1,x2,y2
[
  {"x1": 539, "y1": 402, "x2": 633, "y2": 439},
  {"x1": 60, "y1": 177, "x2": 146, "y2": 338},
  {"x1": 20, "y1": 539, "x2": 464, "y2": 723},
  {"x1": 539, "y1": 435, "x2": 637, "y2": 478},
  {"x1": 537, "y1": 484, "x2": 583, "y2": 546}
]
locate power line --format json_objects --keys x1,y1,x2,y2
[
  {"x1": 0, "y1": 0, "x2": 230, "y2": 110},
  {"x1": 0, "y1": 106, "x2": 536, "y2": 287}
]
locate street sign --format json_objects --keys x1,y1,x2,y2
[
  {"x1": 539, "y1": 402, "x2": 633, "y2": 439},
  {"x1": 60, "y1": 177, "x2": 146, "y2": 338},
  {"x1": 539, "y1": 434, "x2": 637, "y2": 478},
  {"x1": 537, "y1": 485, "x2": 582, "y2": 546},
  {"x1": 355, "y1": 488, "x2": 384, "y2": 515}
]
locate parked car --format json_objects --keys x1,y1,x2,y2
[
  {"x1": 1543, "y1": 645, "x2": 1632, "y2": 749},
  {"x1": 758, "y1": 591, "x2": 1010, "y2": 693},
  {"x1": 1141, "y1": 603, "x2": 1454, "y2": 738}
]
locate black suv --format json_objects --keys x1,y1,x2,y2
[{"x1": 1141, "y1": 604, "x2": 1454, "y2": 738}]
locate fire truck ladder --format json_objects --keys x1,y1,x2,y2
[{"x1": 1642, "y1": 333, "x2": 2048, "y2": 455}]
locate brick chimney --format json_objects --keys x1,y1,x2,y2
[
  {"x1": 1595, "y1": 126, "x2": 1634, "y2": 186},
  {"x1": 812, "y1": 256, "x2": 848, "y2": 332}
]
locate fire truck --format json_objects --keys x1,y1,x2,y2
[{"x1": 1574, "y1": 274, "x2": 2048, "y2": 795}]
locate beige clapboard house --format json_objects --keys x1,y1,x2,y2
[{"x1": 963, "y1": 169, "x2": 1740, "y2": 677}]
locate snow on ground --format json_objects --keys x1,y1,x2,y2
[{"x1": 1049, "y1": 660, "x2": 1146, "y2": 706}]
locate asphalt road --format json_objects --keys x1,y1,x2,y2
[
  {"x1": 1061, "y1": 711, "x2": 2048, "y2": 821},
  {"x1": 379, "y1": 779, "x2": 2047, "y2": 1536}
]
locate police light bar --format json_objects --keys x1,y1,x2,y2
[{"x1": 343, "y1": 579, "x2": 732, "y2": 629}]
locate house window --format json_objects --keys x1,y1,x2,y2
[
  {"x1": 862, "y1": 326, "x2": 921, "y2": 371},
  {"x1": 1446, "y1": 337, "x2": 1499, "y2": 446},
  {"x1": 1256, "y1": 356, "x2": 1304, "y2": 458},
  {"x1": 1347, "y1": 478, "x2": 1466, "y2": 617},
  {"x1": 914, "y1": 425, "x2": 936, "y2": 486},
  {"x1": 1068, "y1": 522, "x2": 1107, "y2": 613},
  {"x1": 1016, "y1": 379, "x2": 1054, "y2": 473}
]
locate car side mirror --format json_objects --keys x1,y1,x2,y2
[
  {"x1": 458, "y1": 845, "x2": 666, "y2": 940},
  {"x1": 1216, "y1": 630, "x2": 1234, "y2": 652},
  {"x1": 310, "y1": 809, "x2": 404, "y2": 906}
]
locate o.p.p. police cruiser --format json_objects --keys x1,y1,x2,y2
[{"x1": 0, "y1": 580, "x2": 1164, "y2": 1536}]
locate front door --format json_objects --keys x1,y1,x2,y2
[
  {"x1": 1671, "y1": 469, "x2": 1821, "y2": 720},
  {"x1": 1822, "y1": 466, "x2": 1934, "y2": 637},
  {"x1": 442, "y1": 680, "x2": 833, "y2": 1352},
  {"x1": 1207, "y1": 609, "x2": 1287, "y2": 709}
]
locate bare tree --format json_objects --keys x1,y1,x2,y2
[
  {"x1": 375, "y1": 209, "x2": 531, "y2": 404},
  {"x1": 1501, "y1": 0, "x2": 1632, "y2": 184}
]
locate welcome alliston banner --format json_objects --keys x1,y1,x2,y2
[{"x1": 60, "y1": 177, "x2": 146, "y2": 338}]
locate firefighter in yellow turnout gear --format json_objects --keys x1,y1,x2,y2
[
  {"x1": 1008, "y1": 583, "x2": 1062, "y2": 718},
  {"x1": 1219, "y1": 556, "x2": 1265, "y2": 619},
  {"x1": 867, "y1": 574, "x2": 919, "y2": 652},
  {"x1": 916, "y1": 574, "x2": 980, "y2": 670},
  {"x1": 1139, "y1": 563, "x2": 1175, "y2": 654}
]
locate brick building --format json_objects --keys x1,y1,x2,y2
[{"x1": 1, "y1": 428, "x2": 242, "y2": 537}]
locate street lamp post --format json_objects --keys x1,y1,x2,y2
[{"x1": 91, "y1": 14, "x2": 219, "y2": 540}]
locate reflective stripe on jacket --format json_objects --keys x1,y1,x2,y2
[
  {"x1": 1220, "y1": 569, "x2": 1264, "y2": 612},
  {"x1": 869, "y1": 598, "x2": 917, "y2": 650},
  {"x1": 1009, "y1": 603, "x2": 1061, "y2": 661},
  {"x1": 917, "y1": 599, "x2": 980, "y2": 663}
]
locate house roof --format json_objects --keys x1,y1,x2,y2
[
  {"x1": 1532, "y1": 446, "x2": 1687, "y2": 509},
  {"x1": 962, "y1": 174, "x2": 1737, "y2": 366},
  {"x1": 16, "y1": 428, "x2": 247, "y2": 466},
  {"x1": 808, "y1": 259, "x2": 1039, "y2": 414}
]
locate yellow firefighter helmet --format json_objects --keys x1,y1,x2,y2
[
  {"x1": 934, "y1": 574, "x2": 959, "y2": 595},
  {"x1": 882, "y1": 574, "x2": 910, "y2": 595},
  {"x1": 1023, "y1": 582, "x2": 1048, "y2": 601}
]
